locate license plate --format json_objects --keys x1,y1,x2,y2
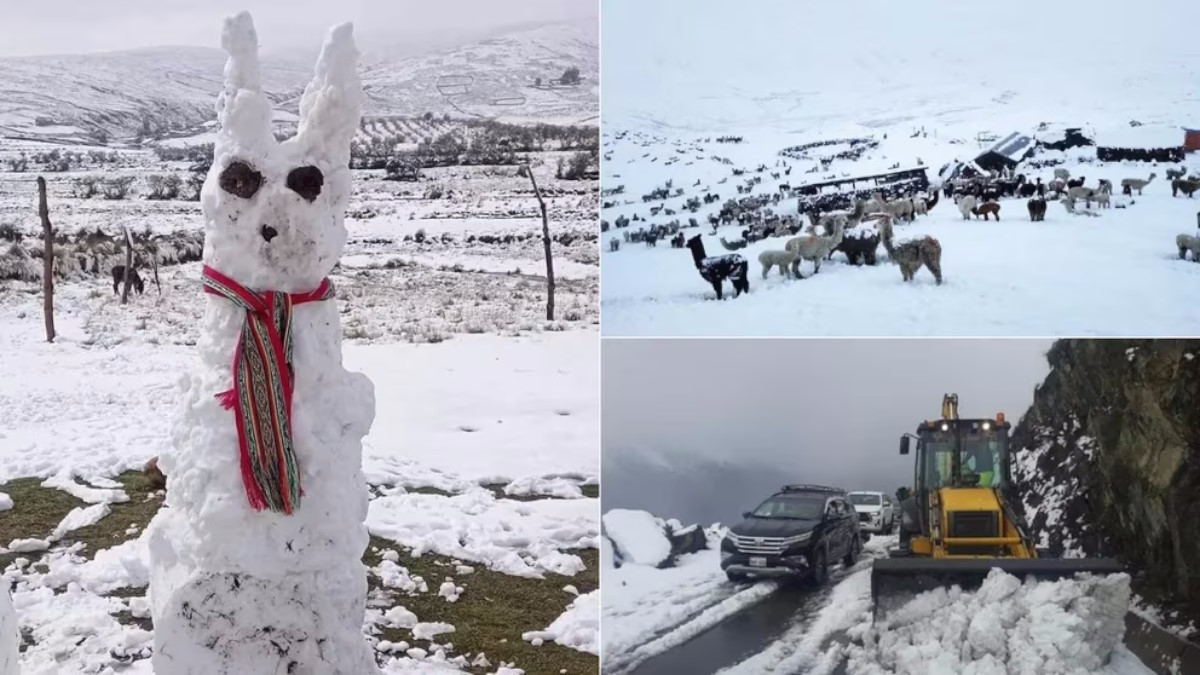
[{"x1": 749, "y1": 556, "x2": 767, "y2": 567}]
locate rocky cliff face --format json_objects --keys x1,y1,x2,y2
[{"x1": 1010, "y1": 339, "x2": 1200, "y2": 632}]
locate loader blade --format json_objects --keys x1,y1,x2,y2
[{"x1": 870, "y1": 557, "x2": 1124, "y2": 621}]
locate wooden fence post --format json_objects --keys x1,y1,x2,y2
[
  {"x1": 524, "y1": 164, "x2": 554, "y2": 321},
  {"x1": 37, "y1": 177, "x2": 55, "y2": 342}
]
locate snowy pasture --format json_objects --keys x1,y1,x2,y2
[
  {"x1": 0, "y1": 137, "x2": 599, "y2": 673},
  {"x1": 600, "y1": 0, "x2": 1200, "y2": 337}
]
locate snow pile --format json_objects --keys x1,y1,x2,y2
[
  {"x1": 522, "y1": 589, "x2": 599, "y2": 655},
  {"x1": 0, "y1": 586, "x2": 17, "y2": 675},
  {"x1": 603, "y1": 509, "x2": 672, "y2": 567},
  {"x1": 367, "y1": 489, "x2": 596, "y2": 578},
  {"x1": 845, "y1": 569, "x2": 1132, "y2": 675}
]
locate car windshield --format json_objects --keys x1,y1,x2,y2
[
  {"x1": 847, "y1": 493, "x2": 881, "y2": 506},
  {"x1": 750, "y1": 495, "x2": 824, "y2": 520}
]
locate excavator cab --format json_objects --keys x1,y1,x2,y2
[{"x1": 873, "y1": 394, "x2": 1122, "y2": 619}]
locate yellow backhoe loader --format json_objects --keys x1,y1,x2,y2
[{"x1": 871, "y1": 394, "x2": 1122, "y2": 617}]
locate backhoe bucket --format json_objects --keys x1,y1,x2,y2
[{"x1": 870, "y1": 557, "x2": 1124, "y2": 621}]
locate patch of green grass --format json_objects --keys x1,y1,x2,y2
[
  {"x1": 67, "y1": 471, "x2": 161, "y2": 560},
  {"x1": 0, "y1": 477, "x2": 84, "y2": 569},
  {"x1": 365, "y1": 537, "x2": 598, "y2": 674},
  {"x1": 482, "y1": 483, "x2": 600, "y2": 503},
  {"x1": 580, "y1": 485, "x2": 599, "y2": 499}
]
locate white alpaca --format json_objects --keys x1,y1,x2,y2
[
  {"x1": 146, "y1": 13, "x2": 378, "y2": 675},
  {"x1": 758, "y1": 248, "x2": 800, "y2": 278},
  {"x1": 957, "y1": 194, "x2": 978, "y2": 220},
  {"x1": 1067, "y1": 186, "x2": 1096, "y2": 206},
  {"x1": 786, "y1": 218, "x2": 845, "y2": 277},
  {"x1": 913, "y1": 198, "x2": 928, "y2": 216},
  {"x1": 1094, "y1": 191, "x2": 1111, "y2": 208},
  {"x1": 1054, "y1": 168, "x2": 1071, "y2": 181},
  {"x1": 1177, "y1": 233, "x2": 1200, "y2": 261}
]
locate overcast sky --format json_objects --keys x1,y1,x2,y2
[
  {"x1": 0, "y1": 0, "x2": 596, "y2": 58},
  {"x1": 602, "y1": 339, "x2": 1054, "y2": 526}
]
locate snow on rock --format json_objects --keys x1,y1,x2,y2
[
  {"x1": 0, "y1": 493, "x2": 11, "y2": 512},
  {"x1": 0, "y1": 585, "x2": 17, "y2": 675},
  {"x1": 50, "y1": 503, "x2": 111, "y2": 540},
  {"x1": 5, "y1": 540, "x2": 47, "y2": 554},
  {"x1": 144, "y1": 12, "x2": 379, "y2": 674},
  {"x1": 602, "y1": 509, "x2": 671, "y2": 567},
  {"x1": 502, "y1": 475, "x2": 584, "y2": 499},
  {"x1": 367, "y1": 489, "x2": 596, "y2": 578},
  {"x1": 522, "y1": 589, "x2": 598, "y2": 655},
  {"x1": 437, "y1": 580, "x2": 462, "y2": 603},
  {"x1": 844, "y1": 570, "x2": 1133, "y2": 675}
]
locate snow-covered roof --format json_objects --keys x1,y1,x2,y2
[
  {"x1": 1094, "y1": 124, "x2": 1183, "y2": 149},
  {"x1": 980, "y1": 132, "x2": 1035, "y2": 162}
]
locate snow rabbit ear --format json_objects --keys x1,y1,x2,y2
[
  {"x1": 214, "y1": 11, "x2": 276, "y2": 167},
  {"x1": 286, "y1": 22, "x2": 364, "y2": 171}
]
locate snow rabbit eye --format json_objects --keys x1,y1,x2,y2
[
  {"x1": 219, "y1": 160, "x2": 263, "y2": 199},
  {"x1": 287, "y1": 166, "x2": 324, "y2": 202}
]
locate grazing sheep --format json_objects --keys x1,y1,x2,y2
[
  {"x1": 1176, "y1": 233, "x2": 1200, "y2": 261},
  {"x1": 1027, "y1": 198, "x2": 1047, "y2": 222},
  {"x1": 1171, "y1": 179, "x2": 1200, "y2": 198},
  {"x1": 686, "y1": 235, "x2": 749, "y2": 300},
  {"x1": 1054, "y1": 168, "x2": 1071, "y2": 181},
  {"x1": 972, "y1": 202, "x2": 1001, "y2": 221},
  {"x1": 879, "y1": 217, "x2": 943, "y2": 285},
  {"x1": 957, "y1": 195, "x2": 978, "y2": 220},
  {"x1": 609, "y1": 238, "x2": 620, "y2": 252},
  {"x1": 758, "y1": 248, "x2": 801, "y2": 278},
  {"x1": 785, "y1": 219, "x2": 845, "y2": 278},
  {"x1": 1121, "y1": 173, "x2": 1157, "y2": 195},
  {"x1": 720, "y1": 237, "x2": 748, "y2": 251}
]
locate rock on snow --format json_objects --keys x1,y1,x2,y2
[{"x1": 602, "y1": 509, "x2": 671, "y2": 567}]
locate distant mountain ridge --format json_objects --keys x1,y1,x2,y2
[{"x1": 0, "y1": 19, "x2": 596, "y2": 144}]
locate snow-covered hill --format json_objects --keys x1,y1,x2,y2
[{"x1": 0, "y1": 19, "x2": 597, "y2": 144}]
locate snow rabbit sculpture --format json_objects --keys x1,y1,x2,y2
[{"x1": 146, "y1": 12, "x2": 378, "y2": 675}]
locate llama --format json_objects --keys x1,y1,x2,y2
[
  {"x1": 1171, "y1": 179, "x2": 1200, "y2": 198},
  {"x1": 1067, "y1": 176, "x2": 1087, "y2": 189},
  {"x1": 880, "y1": 217, "x2": 943, "y2": 285},
  {"x1": 1054, "y1": 168, "x2": 1071, "y2": 181},
  {"x1": 957, "y1": 194, "x2": 978, "y2": 221},
  {"x1": 720, "y1": 236, "x2": 748, "y2": 251},
  {"x1": 111, "y1": 265, "x2": 145, "y2": 295},
  {"x1": 645, "y1": 233, "x2": 658, "y2": 247},
  {"x1": 1066, "y1": 186, "x2": 1096, "y2": 207},
  {"x1": 836, "y1": 223, "x2": 883, "y2": 266},
  {"x1": 972, "y1": 202, "x2": 1001, "y2": 221},
  {"x1": 913, "y1": 198, "x2": 928, "y2": 216},
  {"x1": 1098, "y1": 179, "x2": 1113, "y2": 195},
  {"x1": 1027, "y1": 198, "x2": 1047, "y2": 222},
  {"x1": 670, "y1": 233, "x2": 686, "y2": 248},
  {"x1": 609, "y1": 238, "x2": 620, "y2": 252},
  {"x1": 1121, "y1": 173, "x2": 1156, "y2": 196},
  {"x1": 686, "y1": 235, "x2": 749, "y2": 300},
  {"x1": 1094, "y1": 191, "x2": 1111, "y2": 208},
  {"x1": 1177, "y1": 233, "x2": 1200, "y2": 261},
  {"x1": 1166, "y1": 167, "x2": 1188, "y2": 180},
  {"x1": 758, "y1": 248, "x2": 800, "y2": 279},
  {"x1": 785, "y1": 218, "x2": 845, "y2": 278}
]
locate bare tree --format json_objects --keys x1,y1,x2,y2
[
  {"x1": 121, "y1": 226, "x2": 134, "y2": 305},
  {"x1": 37, "y1": 177, "x2": 55, "y2": 342},
  {"x1": 523, "y1": 164, "x2": 554, "y2": 320}
]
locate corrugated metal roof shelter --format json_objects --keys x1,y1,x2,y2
[
  {"x1": 974, "y1": 132, "x2": 1036, "y2": 172},
  {"x1": 1185, "y1": 128, "x2": 1200, "y2": 152}
]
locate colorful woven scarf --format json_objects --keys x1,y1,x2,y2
[{"x1": 201, "y1": 265, "x2": 335, "y2": 514}]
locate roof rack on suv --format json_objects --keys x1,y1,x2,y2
[{"x1": 780, "y1": 484, "x2": 845, "y2": 494}]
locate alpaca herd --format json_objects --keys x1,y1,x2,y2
[{"x1": 606, "y1": 131, "x2": 1200, "y2": 302}]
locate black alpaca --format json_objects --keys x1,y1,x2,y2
[
  {"x1": 112, "y1": 265, "x2": 144, "y2": 295},
  {"x1": 686, "y1": 235, "x2": 748, "y2": 300}
]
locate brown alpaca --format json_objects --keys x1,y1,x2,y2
[
  {"x1": 972, "y1": 202, "x2": 1001, "y2": 221},
  {"x1": 880, "y1": 218, "x2": 943, "y2": 285},
  {"x1": 1027, "y1": 198, "x2": 1047, "y2": 222},
  {"x1": 1172, "y1": 179, "x2": 1200, "y2": 198}
]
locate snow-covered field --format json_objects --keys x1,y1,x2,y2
[
  {"x1": 0, "y1": 138, "x2": 599, "y2": 672},
  {"x1": 600, "y1": 0, "x2": 1200, "y2": 337}
]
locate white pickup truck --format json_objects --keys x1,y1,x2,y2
[{"x1": 847, "y1": 491, "x2": 896, "y2": 536}]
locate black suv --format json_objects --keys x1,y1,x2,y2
[{"x1": 720, "y1": 484, "x2": 862, "y2": 585}]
